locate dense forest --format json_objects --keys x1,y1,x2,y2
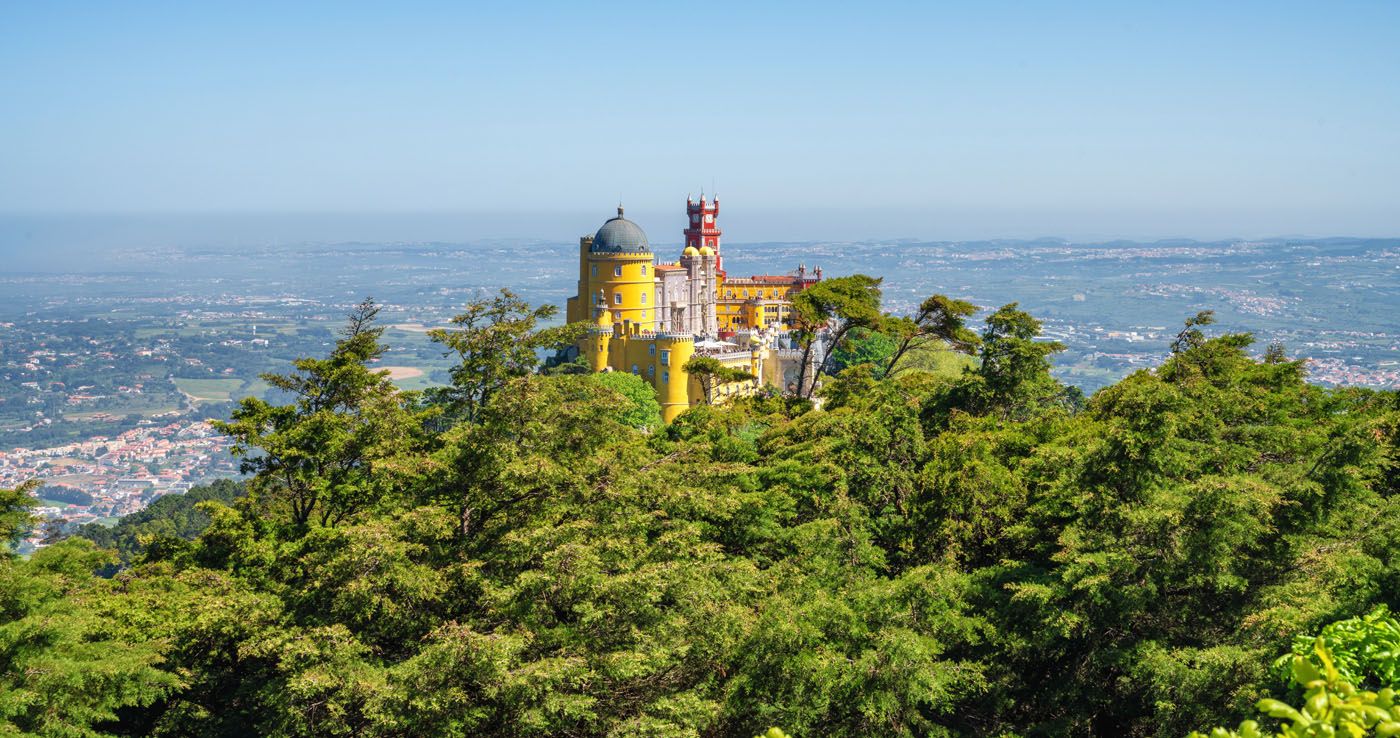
[{"x1": 2, "y1": 279, "x2": 1398, "y2": 738}]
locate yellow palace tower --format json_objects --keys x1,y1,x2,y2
[{"x1": 566, "y1": 197, "x2": 822, "y2": 422}]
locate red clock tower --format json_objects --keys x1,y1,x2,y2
[{"x1": 684, "y1": 193, "x2": 723, "y2": 272}]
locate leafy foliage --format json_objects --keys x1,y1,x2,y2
[
  {"x1": 825, "y1": 326, "x2": 898, "y2": 376},
  {"x1": 1, "y1": 289, "x2": 1398, "y2": 738},
  {"x1": 790, "y1": 274, "x2": 883, "y2": 397},
  {"x1": 1190, "y1": 640, "x2": 1400, "y2": 738},
  {"x1": 1, "y1": 480, "x2": 37, "y2": 552},
  {"x1": 0, "y1": 540, "x2": 179, "y2": 736},
  {"x1": 1280, "y1": 607, "x2": 1400, "y2": 691},
  {"x1": 881, "y1": 293, "x2": 980, "y2": 377},
  {"x1": 591, "y1": 371, "x2": 664, "y2": 429},
  {"x1": 215, "y1": 298, "x2": 431, "y2": 528},
  {"x1": 70, "y1": 479, "x2": 245, "y2": 567},
  {"x1": 427, "y1": 288, "x2": 587, "y2": 423}
]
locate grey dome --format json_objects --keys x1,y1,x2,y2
[{"x1": 591, "y1": 206, "x2": 650, "y2": 254}]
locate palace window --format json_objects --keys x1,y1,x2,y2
[
  {"x1": 614, "y1": 292, "x2": 622, "y2": 304},
  {"x1": 663, "y1": 370, "x2": 670, "y2": 383},
  {"x1": 591, "y1": 264, "x2": 597, "y2": 277},
  {"x1": 660, "y1": 349, "x2": 670, "y2": 365},
  {"x1": 631, "y1": 364, "x2": 639, "y2": 375},
  {"x1": 648, "y1": 365, "x2": 655, "y2": 377},
  {"x1": 641, "y1": 265, "x2": 647, "y2": 276},
  {"x1": 640, "y1": 293, "x2": 647, "y2": 304},
  {"x1": 614, "y1": 265, "x2": 623, "y2": 277},
  {"x1": 648, "y1": 344, "x2": 656, "y2": 356}
]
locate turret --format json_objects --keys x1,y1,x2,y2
[
  {"x1": 582, "y1": 290, "x2": 615, "y2": 373},
  {"x1": 653, "y1": 332, "x2": 696, "y2": 423},
  {"x1": 683, "y1": 193, "x2": 723, "y2": 271},
  {"x1": 585, "y1": 206, "x2": 656, "y2": 329}
]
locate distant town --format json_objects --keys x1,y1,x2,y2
[{"x1": 0, "y1": 419, "x2": 235, "y2": 552}]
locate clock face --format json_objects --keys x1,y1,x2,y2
[
  {"x1": 704, "y1": 214, "x2": 713, "y2": 224},
  {"x1": 690, "y1": 215, "x2": 699, "y2": 224}
]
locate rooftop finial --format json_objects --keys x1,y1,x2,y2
[{"x1": 617, "y1": 203, "x2": 624, "y2": 217}]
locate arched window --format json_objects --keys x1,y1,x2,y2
[
  {"x1": 641, "y1": 265, "x2": 647, "y2": 276},
  {"x1": 631, "y1": 364, "x2": 640, "y2": 375},
  {"x1": 614, "y1": 292, "x2": 622, "y2": 304},
  {"x1": 614, "y1": 265, "x2": 622, "y2": 277},
  {"x1": 663, "y1": 370, "x2": 670, "y2": 383}
]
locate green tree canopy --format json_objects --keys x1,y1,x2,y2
[
  {"x1": 790, "y1": 274, "x2": 883, "y2": 397},
  {"x1": 824, "y1": 326, "x2": 898, "y2": 376},
  {"x1": 428, "y1": 288, "x2": 587, "y2": 423},
  {"x1": 215, "y1": 298, "x2": 430, "y2": 529},
  {"x1": 590, "y1": 370, "x2": 664, "y2": 430},
  {"x1": 1, "y1": 293, "x2": 1397, "y2": 738},
  {"x1": 881, "y1": 293, "x2": 980, "y2": 377},
  {"x1": 0, "y1": 480, "x2": 37, "y2": 553}
]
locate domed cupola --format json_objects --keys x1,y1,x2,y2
[{"x1": 590, "y1": 206, "x2": 651, "y2": 254}]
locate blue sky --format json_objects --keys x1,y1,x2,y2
[{"x1": 2, "y1": 1, "x2": 1398, "y2": 241}]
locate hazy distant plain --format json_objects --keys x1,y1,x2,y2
[{"x1": 0, "y1": 215, "x2": 1394, "y2": 392}]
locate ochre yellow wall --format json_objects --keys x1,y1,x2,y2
[
  {"x1": 583, "y1": 326, "x2": 768, "y2": 422},
  {"x1": 585, "y1": 328, "x2": 699, "y2": 423},
  {"x1": 583, "y1": 325, "x2": 612, "y2": 373},
  {"x1": 568, "y1": 236, "x2": 593, "y2": 325},
  {"x1": 586, "y1": 253, "x2": 656, "y2": 327},
  {"x1": 714, "y1": 275, "x2": 801, "y2": 332},
  {"x1": 652, "y1": 336, "x2": 697, "y2": 422}
]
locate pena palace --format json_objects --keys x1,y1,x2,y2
[{"x1": 565, "y1": 195, "x2": 823, "y2": 422}]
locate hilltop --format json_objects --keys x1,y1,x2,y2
[{"x1": 1, "y1": 282, "x2": 1397, "y2": 737}]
